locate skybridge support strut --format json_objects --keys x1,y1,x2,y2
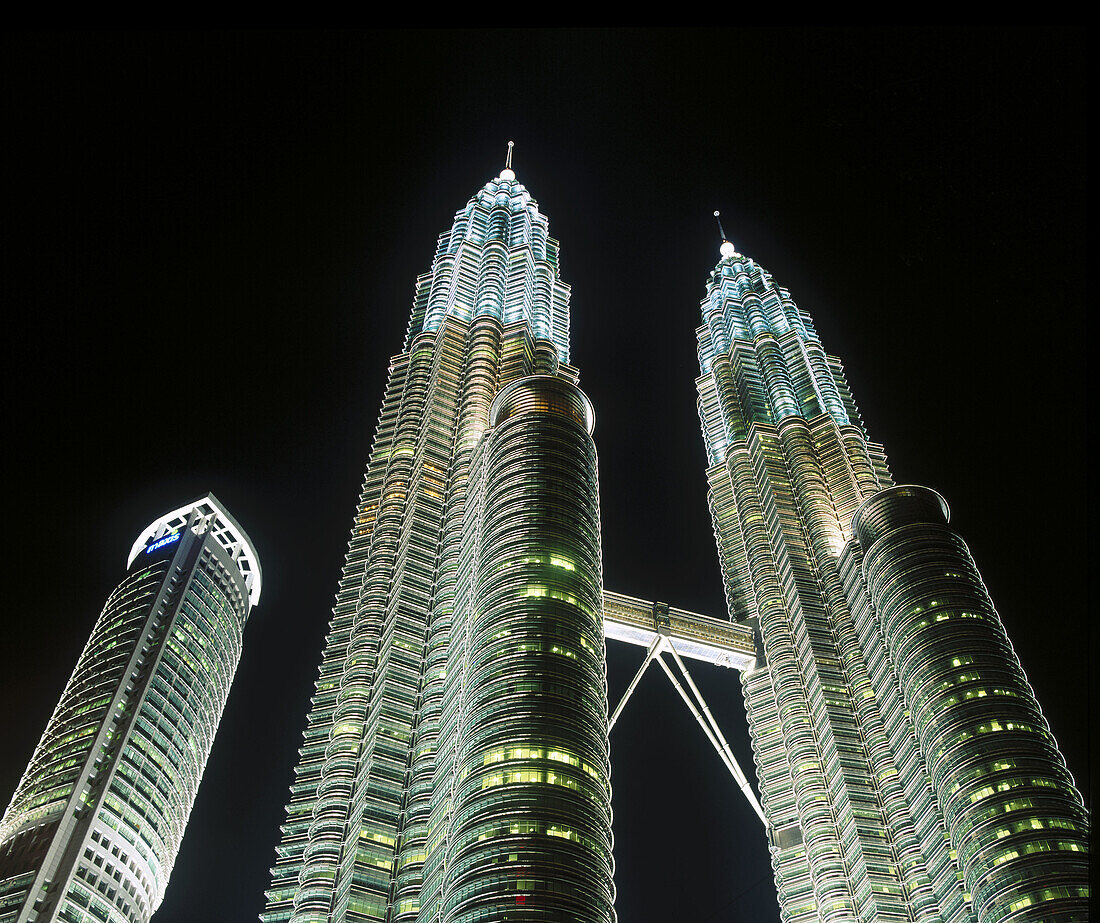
[
  {"x1": 658, "y1": 644, "x2": 766, "y2": 824},
  {"x1": 607, "y1": 626, "x2": 766, "y2": 826},
  {"x1": 608, "y1": 633, "x2": 662, "y2": 732}
]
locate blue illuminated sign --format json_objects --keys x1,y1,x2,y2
[{"x1": 145, "y1": 532, "x2": 181, "y2": 554}]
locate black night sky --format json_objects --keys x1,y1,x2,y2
[{"x1": 0, "y1": 30, "x2": 1087, "y2": 923}]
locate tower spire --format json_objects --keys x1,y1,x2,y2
[
  {"x1": 714, "y1": 210, "x2": 738, "y2": 259},
  {"x1": 501, "y1": 140, "x2": 516, "y2": 180}
]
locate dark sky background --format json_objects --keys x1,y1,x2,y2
[{"x1": 0, "y1": 29, "x2": 1087, "y2": 923}]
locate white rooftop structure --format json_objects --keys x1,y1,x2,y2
[{"x1": 127, "y1": 493, "x2": 262, "y2": 606}]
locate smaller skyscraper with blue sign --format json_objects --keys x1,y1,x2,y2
[{"x1": 0, "y1": 495, "x2": 261, "y2": 923}]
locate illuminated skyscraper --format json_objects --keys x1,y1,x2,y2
[
  {"x1": 0, "y1": 495, "x2": 261, "y2": 923},
  {"x1": 260, "y1": 152, "x2": 1086, "y2": 923},
  {"x1": 695, "y1": 235, "x2": 1088, "y2": 922},
  {"x1": 262, "y1": 155, "x2": 617, "y2": 923}
]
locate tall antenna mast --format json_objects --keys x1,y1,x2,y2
[
  {"x1": 714, "y1": 210, "x2": 738, "y2": 259},
  {"x1": 713, "y1": 210, "x2": 728, "y2": 241}
]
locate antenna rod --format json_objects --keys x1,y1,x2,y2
[
  {"x1": 713, "y1": 210, "x2": 728, "y2": 242},
  {"x1": 506, "y1": 140, "x2": 514, "y2": 170}
]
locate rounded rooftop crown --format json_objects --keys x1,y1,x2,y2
[
  {"x1": 489, "y1": 375, "x2": 596, "y2": 436},
  {"x1": 127, "y1": 493, "x2": 262, "y2": 606}
]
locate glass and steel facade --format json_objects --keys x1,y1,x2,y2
[
  {"x1": 0, "y1": 495, "x2": 261, "y2": 923},
  {"x1": 262, "y1": 168, "x2": 615, "y2": 923},
  {"x1": 695, "y1": 242, "x2": 1088, "y2": 922}
]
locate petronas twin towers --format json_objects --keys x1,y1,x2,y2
[
  {"x1": 257, "y1": 157, "x2": 1086, "y2": 923},
  {"x1": 1, "y1": 152, "x2": 1085, "y2": 923}
]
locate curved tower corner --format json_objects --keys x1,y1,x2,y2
[
  {"x1": 427, "y1": 375, "x2": 614, "y2": 923},
  {"x1": 841, "y1": 486, "x2": 1089, "y2": 922}
]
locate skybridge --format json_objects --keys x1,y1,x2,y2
[{"x1": 602, "y1": 590, "x2": 765, "y2": 824}]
